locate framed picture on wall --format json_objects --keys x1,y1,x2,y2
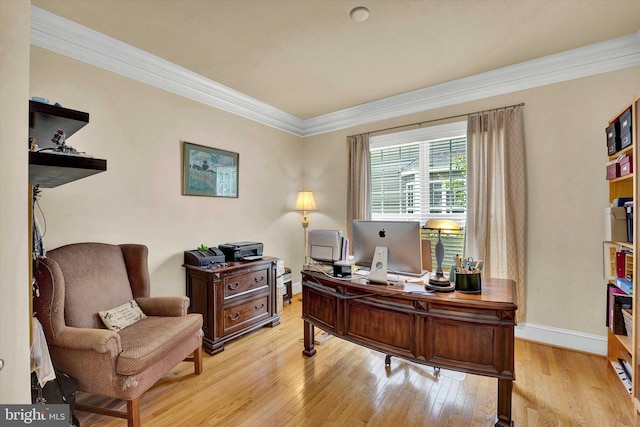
[{"x1": 182, "y1": 141, "x2": 239, "y2": 197}]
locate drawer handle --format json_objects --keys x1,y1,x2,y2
[
  {"x1": 255, "y1": 303, "x2": 265, "y2": 310},
  {"x1": 228, "y1": 282, "x2": 240, "y2": 290},
  {"x1": 255, "y1": 275, "x2": 265, "y2": 283},
  {"x1": 228, "y1": 312, "x2": 240, "y2": 321}
]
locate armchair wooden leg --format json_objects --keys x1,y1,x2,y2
[
  {"x1": 194, "y1": 346, "x2": 203, "y2": 375},
  {"x1": 77, "y1": 397, "x2": 140, "y2": 427},
  {"x1": 127, "y1": 398, "x2": 140, "y2": 427}
]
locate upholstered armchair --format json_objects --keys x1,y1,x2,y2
[{"x1": 33, "y1": 243, "x2": 203, "y2": 427}]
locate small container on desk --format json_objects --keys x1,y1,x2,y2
[{"x1": 455, "y1": 272, "x2": 482, "y2": 294}]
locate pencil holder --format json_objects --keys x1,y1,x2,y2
[{"x1": 455, "y1": 272, "x2": 481, "y2": 293}]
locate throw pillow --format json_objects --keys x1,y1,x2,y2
[{"x1": 99, "y1": 300, "x2": 147, "y2": 331}]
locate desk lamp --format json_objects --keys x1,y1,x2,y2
[
  {"x1": 423, "y1": 219, "x2": 461, "y2": 292},
  {"x1": 295, "y1": 191, "x2": 317, "y2": 262}
]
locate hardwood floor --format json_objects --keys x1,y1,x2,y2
[{"x1": 77, "y1": 297, "x2": 638, "y2": 426}]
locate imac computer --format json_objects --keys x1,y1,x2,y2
[{"x1": 352, "y1": 220, "x2": 426, "y2": 283}]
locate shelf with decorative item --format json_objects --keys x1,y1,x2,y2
[
  {"x1": 29, "y1": 151, "x2": 106, "y2": 188},
  {"x1": 28, "y1": 100, "x2": 106, "y2": 187}
]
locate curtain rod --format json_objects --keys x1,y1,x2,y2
[{"x1": 349, "y1": 102, "x2": 525, "y2": 138}]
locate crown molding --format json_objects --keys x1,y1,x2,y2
[
  {"x1": 31, "y1": 6, "x2": 640, "y2": 138},
  {"x1": 302, "y1": 31, "x2": 640, "y2": 136},
  {"x1": 30, "y1": 6, "x2": 306, "y2": 136}
]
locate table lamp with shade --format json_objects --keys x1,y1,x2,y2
[
  {"x1": 295, "y1": 191, "x2": 317, "y2": 262},
  {"x1": 423, "y1": 219, "x2": 462, "y2": 292}
]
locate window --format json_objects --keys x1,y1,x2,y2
[{"x1": 369, "y1": 121, "x2": 467, "y2": 268}]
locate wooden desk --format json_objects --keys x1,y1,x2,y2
[{"x1": 301, "y1": 271, "x2": 517, "y2": 427}]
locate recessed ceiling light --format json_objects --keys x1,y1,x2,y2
[{"x1": 350, "y1": 6, "x2": 370, "y2": 22}]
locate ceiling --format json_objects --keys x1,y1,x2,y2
[{"x1": 31, "y1": 0, "x2": 640, "y2": 122}]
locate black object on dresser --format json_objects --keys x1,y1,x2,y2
[{"x1": 184, "y1": 257, "x2": 280, "y2": 355}]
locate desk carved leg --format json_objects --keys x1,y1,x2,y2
[
  {"x1": 495, "y1": 378, "x2": 514, "y2": 427},
  {"x1": 302, "y1": 320, "x2": 316, "y2": 357}
]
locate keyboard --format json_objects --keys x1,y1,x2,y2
[{"x1": 355, "y1": 268, "x2": 431, "y2": 285}]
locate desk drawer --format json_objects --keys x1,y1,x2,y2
[
  {"x1": 222, "y1": 295, "x2": 269, "y2": 334},
  {"x1": 420, "y1": 315, "x2": 513, "y2": 378},
  {"x1": 223, "y1": 268, "x2": 269, "y2": 298}
]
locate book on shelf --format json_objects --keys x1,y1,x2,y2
[
  {"x1": 619, "y1": 357, "x2": 632, "y2": 382},
  {"x1": 616, "y1": 251, "x2": 627, "y2": 278},
  {"x1": 615, "y1": 277, "x2": 633, "y2": 295},
  {"x1": 608, "y1": 283, "x2": 632, "y2": 332},
  {"x1": 613, "y1": 360, "x2": 633, "y2": 394}
]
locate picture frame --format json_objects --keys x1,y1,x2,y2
[{"x1": 182, "y1": 141, "x2": 239, "y2": 197}]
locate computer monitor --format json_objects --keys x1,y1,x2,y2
[
  {"x1": 308, "y1": 229, "x2": 343, "y2": 263},
  {"x1": 352, "y1": 220, "x2": 425, "y2": 278}
]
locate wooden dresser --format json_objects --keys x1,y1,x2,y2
[{"x1": 184, "y1": 257, "x2": 280, "y2": 355}]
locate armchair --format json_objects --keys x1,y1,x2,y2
[{"x1": 33, "y1": 243, "x2": 203, "y2": 427}]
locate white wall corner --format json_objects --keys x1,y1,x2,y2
[{"x1": 515, "y1": 322, "x2": 607, "y2": 356}]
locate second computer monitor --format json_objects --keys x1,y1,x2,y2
[{"x1": 352, "y1": 220, "x2": 424, "y2": 277}]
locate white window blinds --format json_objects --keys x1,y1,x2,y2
[{"x1": 369, "y1": 121, "x2": 467, "y2": 268}]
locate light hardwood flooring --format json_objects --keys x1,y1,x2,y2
[{"x1": 77, "y1": 297, "x2": 638, "y2": 426}]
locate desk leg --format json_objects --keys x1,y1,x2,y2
[
  {"x1": 302, "y1": 320, "x2": 316, "y2": 357},
  {"x1": 495, "y1": 378, "x2": 514, "y2": 427}
]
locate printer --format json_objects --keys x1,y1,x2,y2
[
  {"x1": 218, "y1": 241, "x2": 263, "y2": 262},
  {"x1": 183, "y1": 247, "x2": 226, "y2": 266}
]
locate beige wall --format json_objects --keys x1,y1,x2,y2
[
  {"x1": 302, "y1": 68, "x2": 640, "y2": 337},
  {"x1": 0, "y1": 0, "x2": 31, "y2": 403},
  {"x1": 29, "y1": 46, "x2": 305, "y2": 296}
]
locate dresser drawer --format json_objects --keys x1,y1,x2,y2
[
  {"x1": 223, "y1": 267, "x2": 269, "y2": 298},
  {"x1": 222, "y1": 295, "x2": 269, "y2": 334},
  {"x1": 185, "y1": 258, "x2": 279, "y2": 355}
]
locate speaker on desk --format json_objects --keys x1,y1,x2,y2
[{"x1": 368, "y1": 246, "x2": 388, "y2": 285}]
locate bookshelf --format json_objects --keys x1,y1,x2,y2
[{"x1": 605, "y1": 91, "x2": 639, "y2": 410}]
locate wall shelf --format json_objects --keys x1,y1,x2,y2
[
  {"x1": 28, "y1": 101, "x2": 106, "y2": 187},
  {"x1": 29, "y1": 151, "x2": 107, "y2": 188},
  {"x1": 29, "y1": 101, "x2": 89, "y2": 150}
]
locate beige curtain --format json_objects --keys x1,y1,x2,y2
[
  {"x1": 465, "y1": 106, "x2": 526, "y2": 321},
  {"x1": 346, "y1": 133, "x2": 371, "y2": 245}
]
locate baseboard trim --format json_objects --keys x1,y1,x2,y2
[
  {"x1": 293, "y1": 281, "x2": 607, "y2": 355},
  {"x1": 515, "y1": 322, "x2": 607, "y2": 356}
]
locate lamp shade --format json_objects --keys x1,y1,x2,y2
[
  {"x1": 423, "y1": 219, "x2": 461, "y2": 233},
  {"x1": 295, "y1": 191, "x2": 317, "y2": 212}
]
